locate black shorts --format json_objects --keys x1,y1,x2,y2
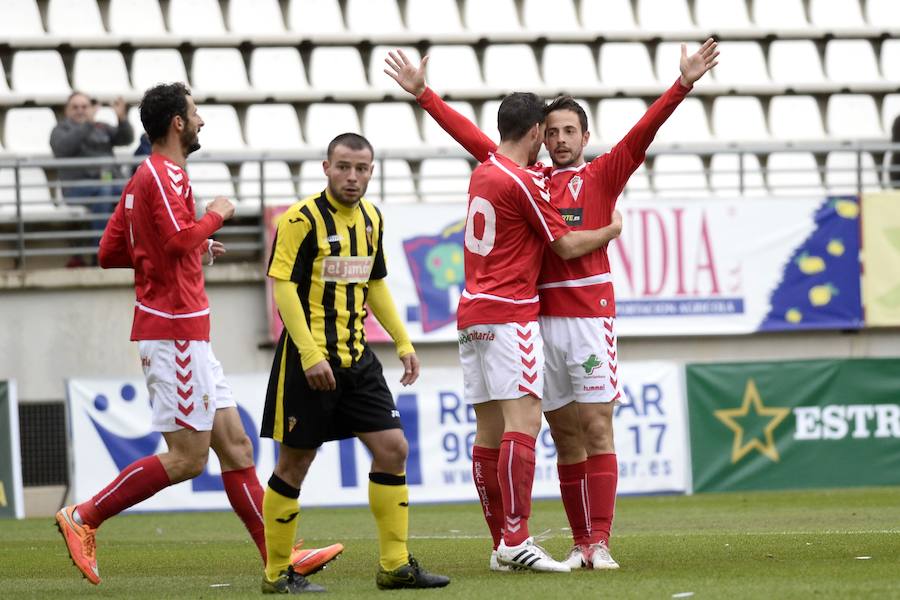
[{"x1": 260, "y1": 338, "x2": 401, "y2": 449}]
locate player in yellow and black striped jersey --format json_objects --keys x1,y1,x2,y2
[{"x1": 258, "y1": 133, "x2": 449, "y2": 593}]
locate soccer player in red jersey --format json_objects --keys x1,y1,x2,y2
[
  {"x1": 54, "y1": 83, "x2": 340, "y2": 586},
  {"x1": 388, "y1": 56, "x2": 624, "y2": 573},
  {"x1": 386, "y1": 39, "x2": 718, "y2": 571}
]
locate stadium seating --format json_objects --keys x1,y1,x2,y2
[
  {"x1": 238, "y1": 161, "x2": 297, "y2": 210},
  {"x1": 483, "y1": 44, "x2": 543, "y2": 91},
  {"x1": 362, "y1": 103, "x2": 422, "y2": 149},
  {"x1": 766, "y1": 152, "x2": 825, "y2": 196},
  {"x1": 463, "y1": 0, "x2": 521, "y2": 34},
  {"x1": 227, "y1": 0, "x2": 286, "y2": 36},
  {"x1": 4, "y1": 108, "x2": 57, "y2": 155},
  {"x1": 709, "y1": 153, "x2": 767, "y2": 196},
  {"x1": 347, "y1": 0, "x2": 405, "y2": 34},
  {"x1": 370, "y1": 46, "x2": 422, "y2": 93},
  {"x1": 422, "y1": 101, "x2": 478, "y2": 150},
  {"x1": 11, "y1": 51, "x2": 71, "y2": 103},
  {"x1": 543, "y1": 44, "x2": 600, "y2": 92},
  {"x1": 109, "y1": 0, "x2": 168, "y2": 39},
  {"x1": 711, "y1": 96, "x2": 770, "y2": 142},
  {"x1": 652, "y1": 154, "x2": 711, "y2": 197},
  {"x1": 599, "y1": 43, "x2": 658, "y2": 90},
  {"x1": 308, "y1": 47, "x2": 370, "y2": 96},
  {"x1": 580, "y1": 0, "x2": 638, "y2": 33},
  {"x1": 597, "y1": 99, "x2": 648, "y2": 145},
  {"x1": 824, "y1": 151, "x2": 881, "y2": 193},
  {"x1": 73, "y1": 51, "x2": 133, "y2": 99},
  {"x1": 245, "y1": 104, "x2": 305, "y2": 150},
  {"x1": 522, "y1": 0, "x2": 580, "y2": 34},
  {"x1": 305, "y1": 103, "x2": 360, "y2": 148},
  {"x1": 0, "y1": 0, "x2": 44, "y2": 42},
  {"x1": 187, "y1": 161, "x2": 235, "y2": 203},
  {"x1": 132, "y1": 50, "x2": 189, "y2": 95},
  {"x1": 423, "y1": 46, "x2": 484, "y2": 95},
  {"x1": 194, "y1": 105, "x2": 245, "y2": 151},
  {"x1": 168, "y1": 0, "x2": 227, "y2": 37},
  {"x1": 418, "y1": 159, "x2": 472, "y2": 203},
  {"x1": 768, "y1": 96, "x2": 827, "y2": 141},
  {"x1": 249, "y1": 47, "x2": 310, "y2": 99},
  {"x1": 367, "y1": 159, "x2": 418, "y2": 203},
  {"x1": 405, "y1": 0, "x2": 465, "y2": 34},
  {"x1": 48, "y1": 0, "x2": 106, "y2": 39},
  {"x1": 287, "y1": 0, "x2": 345, "y2": 35}
]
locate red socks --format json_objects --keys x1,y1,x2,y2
[
  {"x1": 498, "y1": 432, "x2": 536, "y2": 547},
  {"x1": 77, "y1": 455, "x2": 171, "y2": 528},
  {"x1": 472, "y1": 445, "x2": 504, "y2": 550},
  {"x1": 558, "y1": 461, "x2": 590, "y2": 546},
  {"x1": 586, "y1": 453, "x2": 618, "y2": 545},
  {"x1": 222, "y1": 466, "x2": 267, "y2": 562}
]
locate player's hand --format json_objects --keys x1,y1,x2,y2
[
  {"x1": 112, "y1": 97, "x2": 128, "y2": 121},
  {"x1": 680, "y1": 37, "x2": 719, "y2": 87},
  {"x1": 207, "y1": 239, "x2": 226, "y2": 265},
  {"x1": 384, "y1": 49, "x2": 428, "y2": 97},
  {"x1": 305, "y1": 359, "x2": 336, "y2": 391},
  {"x1": 399, "y1": 352, "x2": 420, "y2": 386},
  {"x1": 206, "y1": 196, "x2": 235, "y2": 221},
  {"x1": 609, "y1": 210, "x2": 623, "y2": 238}
]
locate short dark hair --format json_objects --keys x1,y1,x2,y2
[
  {"x1": 545, "y1": 96, "x2": 589, "y2": 134},
  {"x1": 327, "y1": 132, "x2": 374, "y2": 161},
  {"x1": 139, "y1": 83, "x2": 192, "y2": 144},
  {"x1": 497, "y1": 92, "x2": 547, "y2": 142}
]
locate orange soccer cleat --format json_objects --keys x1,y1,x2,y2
[
  {"x1": 55, "y1": 505, "x2": 100, "y2": 585},
  {"x1": 289, "y1": 540, "x2": 345, "y2": 576}
]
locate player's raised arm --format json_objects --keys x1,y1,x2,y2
[
  {"x1": 384, "y1": 49, "x2": 497, "y2": 163},
  {"x1": 550, "y1": 210, "x2": 623, "y2": 260}
]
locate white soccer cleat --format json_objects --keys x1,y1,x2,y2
[
  {"x1": 590, "y1": 542, "x2": 620, "y2": 570},
  {"x1": 497, "y1": 537, "x2": 571, "y2": 573},
  {"x1": 490, "y1": 550, "x2": 512, "y2": 572},
  {"x1": 563, "y1": 544, "x2": 590, "y2": 569}
]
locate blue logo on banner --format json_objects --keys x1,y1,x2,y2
[{"x1": 402, "y1": 220, "x2": 465, "y2": 333}]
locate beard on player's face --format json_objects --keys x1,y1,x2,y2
[{"x1": 181, "y1": 125, "x2": 200, "y2": 155}]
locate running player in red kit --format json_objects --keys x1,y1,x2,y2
[
  {"x1": 54, "y1": 83, "x2": 340, "y2": 586},
  {"x1": 386, "y1": 38, "x2": 718, "y2": 571}
]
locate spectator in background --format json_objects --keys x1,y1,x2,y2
[
  {"x1": 50, "y1": 92, "x2": 134, "y2": 265},
  {"x1": 891, "y1": 115, "x2": 900, "y2": 188}
]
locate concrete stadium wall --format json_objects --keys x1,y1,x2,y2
[{"x1": 2, "y1": 266, "x2": 899, "y2": 402}]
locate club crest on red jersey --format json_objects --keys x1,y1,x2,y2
[{"x1": 568, "y1": 175, "x2": 583, "y2": 202}]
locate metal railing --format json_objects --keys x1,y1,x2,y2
[{"x1": 1, "y1": 142, "x2": 898, "y2": 269}]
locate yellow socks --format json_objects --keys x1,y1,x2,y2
[
  {"x1": 368, "y1": 472, "x2": 410, "y2": 571},
  {"x1": 263, "y1": 475, "x2": 301, "y2": 582}
]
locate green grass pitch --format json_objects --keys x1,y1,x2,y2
[{"x1": 1, "y1": 487, "x2": 898, "y2": 598}]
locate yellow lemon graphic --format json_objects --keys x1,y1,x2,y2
[
  {"x1": 795, "y1": 253, "x2": 825, "y2": 274},
  {"x1": 809, "y1": 284, "x2": 838, "y2": 307},
  {"x1": 834, "y1": 199, "x2": 859, "y2": 219},
  {"x1": 826, "y1": 239, "x2": 845, "y2": 256},
  {"x1": 785, "y1": 308, "x2": 803, "y2": 323}
]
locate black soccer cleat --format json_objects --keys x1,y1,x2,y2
[
  {"x1": 375, "y1": 555, "x2": 450, "y2": 590},
  {"x1": 261, "y1": 566, "x2": 326, "y2": 594}
]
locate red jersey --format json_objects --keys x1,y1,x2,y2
[
  {"x1": 99, "y1": 153, "x2": 223, "y2": 341},
  {"x1": 418, "y1": 79, "x2": 690, "y2": 318},
  {"x1": 457, "y1": 152, "x2": 569, "y2": 329}
]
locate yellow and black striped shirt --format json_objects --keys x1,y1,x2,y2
[{"x1": 268, "y1": 190, "x2": 387, "y2": 368}]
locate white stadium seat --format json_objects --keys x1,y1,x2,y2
[
  {"x1": 368, "y1": 159, "x2": 417, "y2": 203},
  {"x1": 227, "y1": 0, "x2": 286, "y2": 35},
  {"x1": 109, "y1": 0, "x2": 168, "y2": 38},
  {"x1": 655, "y1": 98, "x2": 712, "y2": 144},
  {"x1": 363, "y1": 103, "x2": 422, "y2": 149},
  {"x1": 308, "y1": 47, "x2": 369, "y2": 93},
  {"x1": 580, "y1": 0, "x2": 638, "y2": 32},
  {"x1": 543, "y1": 44, "x2": 599, "y2": 90},
  {"x1": 809, "y1": 0, "x2": 867, "y2": 30},
  {"x1": 866, "y1": 0, "x2": 900, "y2": 29},
  {"x1": 47, "y1": 0, "x2": 105, "y2": 38},
  {"x1": 694, "y1": 0, "x2": 753, "y2": 30},
  {"x1": 192, "y1": 48, "x2": 251, "y2": 96},
  {"x1": 423, "y1": 101, "x2": 479, "y2": 150},
  {"x1": 418, "y1": 159, "x2": 472, "y2": 203},
  {"x1": 479, "y1": 100, "x2": 503, "y2": 138},
  {"x1": 463, "y1": 0, "x2": 522, "y2": 34},
  {"x1": 168, "y1": 0, "x2": 227, "y2": 37},
  {"x1": 299, "y1": 161, "x2": 327, "y2": 197},
  {"x1": 882, "y1": 94, "x2": 900, "y2": 133},
  {"x1": 0, "y1": 168, "x2": 62, "y2": 217},
  {"x1": 709, "y1": 153, "x2": 766, "y2": 196},
  {"x1": 405, "y1": 0, "x2": 464, "y2": 34},
  {"x1": 752, "y1": 0, "x2": 809, "y2": 30},
  {"x1": 250, "y1": 48, "x2": 310, "y2": 96},
  {"x1": 655, "y1": 42, "x2": 692, "y2": 86},
  {"x1": 769, "y1": 96, "x2": 827, "y2": 141},
  {"x1": 194, "y1": 105, "x2": 245, "y2": 151},
  {"x1": 825, "y1": 40, "x2": 882, "y2": 88},
  {"x1": 0, "y1": 62, "x2": 14, "y2": 104},
  {"x1": 11, "y1": 51, "x2": 71, "y2": 101},
  {"x1": 825, "y1": 152, "x2": 881, "y2": 194},
  {"x1": 636, "y1": 0, "x2": 696, "y2": 32},
  {"x1": 596, "y1": 98, "x2": 647, "y2": 145},
  {"x1": 245, "y1": 104, "x2": 305, "y2": 150},
  {"x1": 623, "y1": 163, "x2": 653, "y2": 199},
  {"x1": 73, "y1": 50, "x2": 133, "y2": 98},
  {"x1": 287, "y1": 0, "x2": 345, "y2": 34},
  {"x1": 131, "y1": 50, "x2": 189, "y2": 94},
  {"x1": 711, "y1": 96, "x2": 770, "y2": 142},
  {"x1": 305, "y1": 104, "x2": 360, "y2": 148},
  {"x1": 826, "y1": 95, "x2": 884, "y2": 140},
  {"x1": 769, "y1": 41, "x2": 828, "y2": 89},
  {"x1": 5, "y1": 108, "x2": 58, "y2": 155},
  {"x1": 187, "y1": 162, "x2": 235, "y2": 204},
  {"x1": 599, "y1": 43, "x2": 657, "y2": 88},
  {"x1": 346, "y1": 0, "x2": 405, "y2": 34},
  {"x1": 424, "y1": 45, "x2": 484, "y2": 93},
  {"x1": 523, "y1": 0, "x2": 580, "y2": 33},
  {"x1": 484, "y1": 44, "x2": 543, "y2": 90},
  {"x1": 0, "y1": 0, "x2": 45, "y2": 41},
  {"x1": 881, "y1": 40, "x2": 900, "y2": 83},
  {"x1": 766, "y1": 152, "x2": 824, "y2": 196},
  {"x1": 370, "y1": 46, "x2": 421, "y2": 92},
  {"x1": 711, "y1": 41, "x2": 770, "y2": 89},
  {"x1": 653, "y1": 154, "x2": 710, "y2": 198},
  {"x1": 238, "y1": 161, "x2": 297, "y2": 210}
]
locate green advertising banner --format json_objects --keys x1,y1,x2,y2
[
  {"x1": 0, "y1": 380, "x2": 24, "y2": 519},
  {"x1": 687, "y1": 359, "x2": 900, "y2": 493}
]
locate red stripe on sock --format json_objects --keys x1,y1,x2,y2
[
  {"x1": 472, "y1": 445, "x2": 504, "y2": 550},
  {"x1": 499, "y1": 432, "x2": 536, "y2": 546},
  {"x1": 77, "y1": 455, "x2": 171, "y2": 528},
  {"x1": 558, "y1": 460, "x2": 590, "y2": 545},
  {"x1": 222, "y1": 466, "x2": 267, "y2": 563}
]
